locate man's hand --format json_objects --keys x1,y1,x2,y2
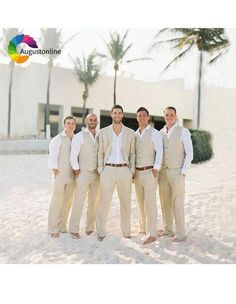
[
  {"x1": 152, "y1": 169, "x2": 159, "y2": 178},
  {"x1": 74, "y1": 169, "x2": 80, "y2": 177},
  {"x1": 52, "y1": 169, "x2": 59, "y2": 177}
]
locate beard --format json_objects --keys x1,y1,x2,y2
[
  {"x1": 112, "y1": 118, "x2": 123, "y2": 124},
  {"x1": 88, "y1": 124, "x2": 97, "y2": 129}
]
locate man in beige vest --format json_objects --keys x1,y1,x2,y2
[
  {"x1": 134, "y1": 107, "x2": 163, "y2": 244},
  {"x1": 96, "y1": 105, "x2": 135, "y2": 241},
  {"x1": 48, "y1": 116, "x2": 76, "y2": 238},
  {"x1": 69, "y1": 113, "x2": 99, "y2": 239},
  {"x1": 158, "y1": 106, "x2": 193, "y2": 242}
]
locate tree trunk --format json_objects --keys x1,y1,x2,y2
[
  {"x1": 197, "y1": 51, "x2": 203, "y2": 129},
  {"x1": 82, "y1": 85, "x2": 88, "y2": 127},
  {"x1": 113, "y1": 65, "x2": 118, "y2": 106},
  {"x1": 7, "y1": 61, "x2": 14, "y2": 138},
  {"x1": 45, "y1": 60, "x2": 53, "y2": 138}
]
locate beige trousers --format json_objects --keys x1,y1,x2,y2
[
  {"x1": 48, "y1": 172, "x2": 76, "y2": 234},
  {"x1": 158, "y1": 168, "x2": 185, "y2": 240},
  {"x1": 96, "y1": 166, "x2": 132, "y2": 237},
  {"x1": 134, "y1": 169, "x2": 158, "y2": 237},
  {"x1": 69, "y1": 171, "x2": 99, "y2": 233}
]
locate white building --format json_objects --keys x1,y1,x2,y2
[{"x1": 0, "y1": 62, "x2": 193, "y2": 139}]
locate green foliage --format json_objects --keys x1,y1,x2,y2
[
  {"x1": 73, "y1": 51, "x2": 101, "y2": 86},
  {"x1": 190, "y1": 129, "x2": 213, "y2": 163}
]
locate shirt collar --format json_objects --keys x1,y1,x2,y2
[
  {"x1": 112, "y1": 124, "x2": 123, "y2": 136},
  {"x1": 61, "y1": 130, "x2": 74, "y2": 138},
  {"x1": 136, "y1": 124, "x2": 151, "y2": 134},
  {"x1": 84, "y1": 127, "x2": 98, "y2": 138},
  {"x1": 164, "y1": 122, "x2": 178, "y2": 133}
]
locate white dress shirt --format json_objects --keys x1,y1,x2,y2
[
  {"x1": 136, "y1": 124, "x2": 163, "y2": 171},
  {"x1": 107, "y1": 128, "x2": 126, "y2": 164},
  {"x1": 70, "y1": 128, "x2": 98, "y2": 170},
  {"x1": 163, "y1": 122, "x2": 193, "y2": 175},
  {"x1": 48, "y1": 131, "x2": 74, "y2": 169}
]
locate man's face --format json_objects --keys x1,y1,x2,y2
[
  {"x1": 64, "y1": 119, "x2": 76, "y2": 133},
  {"x1": 164, "y1": 109, "x2": 177, "y2": 126},
  {"x1": 86, "y1": 114, "x2": 98, "y2": 129},
  {"x1": 111, "y1": 108, "x2": 124, "y2": 124},
  {"x1": 137, "y1": 110, "x2": 149, "y2": 126}
]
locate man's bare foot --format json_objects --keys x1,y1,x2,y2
[
  {"x1": 139, "y1": 231, "x2": 146, "y2": 235},
  {"x1": 71, "y1": 233, "x2": 80, "y2": 239},
  {"x1": 51, "y1": 233, "x2": 60, "y2": 238},
  {"x1": 172, "y1": 237, "x2": 186, "y2": 242},
  {"x1": 86, "y1": 231, "x2": 94, "y2": 236},
  {"x1": 157, "y1": 230, "x2": 174, "y2": 237},
  {"x1": 143, "y1": 236, "x2": 156, "y2": 245},
  {"x1": 98, "y1": 236, "x2": 105, "y2": 241}
]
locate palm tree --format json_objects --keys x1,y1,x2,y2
[
  {"x1": 40, "y1": 28, "x2": 79, "y2": 138},
  {"x1": 72, "y1": 51, "x2": 101, "y2": 127},
  {"x1": 150, "y1": 28, "x2": 229, "y2": 128},
  {"x1": 0, "y1": 28, "x2": 21, "y2": 138},
  {"x1": 99, "y1": 30, "x2": 150, "y2": 106}
]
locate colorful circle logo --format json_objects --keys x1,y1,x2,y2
[{"x1": 8, "y1": 34, "x2": 38, "y2": 64}]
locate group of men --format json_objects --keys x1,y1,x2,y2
[{"x1": 48, "y1": 105, "x2": 193, "y2": 245}]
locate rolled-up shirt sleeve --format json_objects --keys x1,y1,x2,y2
[
  {"x1": 70, "y1": 133, "x2": 83, "y2": 170},
  {"x1": 181, "y1": 128, "x2": 193, "y2": 175},
  {"x1": 48, "y1": 135, "x2": 61, "y2": 169},
  {"x1": 152, "y1": 129, "x2": 163, "y2": 171}
]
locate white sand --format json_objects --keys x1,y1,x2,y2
[{"x1": 0, "y1": 140, "x2": 235, "y2": 263}]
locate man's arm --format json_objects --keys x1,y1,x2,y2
[
  {"x1": 129, "y1": 131, "x2": 136, "y2": 175},
  {"x1": 70, "y1": 133, "x2": 83, "y2": 176},
  {"x1": 181, "y1": 128, "x2": 193, "y2": 175},
  {"x1": 97, "y1": 132, "x2": 104, "y2": 174},
  {"x1": 48, "y1": 135, "x2": 61, "y2": 175},
  {"x1": 152, "y1": 129, "x2": 163, "y2": 172}
]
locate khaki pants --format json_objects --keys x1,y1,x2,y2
[
  {"x1": 134, "y1": 169, "x2": 158, "y2": 237},
  {"x1": 69, "y1": 171, "x2": 99, "y2": 233},
  {"x1": 96, "y1": 166, "x2": 132, "y2": 237},
  {"x1": 48, "y1": 172, "x2": 76, "y2": 234},
  {"x1": 158, "y1": 168, "x2": 185, "y2": 240}
]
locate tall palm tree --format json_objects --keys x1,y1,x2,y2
[
  {"x1": 72, "y1": 51, "x2": 101, "y2": 127},
  {"x1": 40, "y1": 28, "x2": 79, "y2": 137},
  {"x1": 150, "y1": 28, "x2": 229, "y2": 128},
  {"x1": 0, "y1": 28, "x2": 21, "y2": 138},
  {"x1": 99, "y1": 30, "x2": 150, "y2": 106}
]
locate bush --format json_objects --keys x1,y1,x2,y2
[{"x1": 189, "y1": 129, "x2": 213, "y2": 164}]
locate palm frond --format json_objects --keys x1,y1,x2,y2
[
  {"x1": 208, "y1": 48, "x2": 229, "y2": 64},
  {"x1": 162, "y1": 45, "x2": 193, "y2": 72},
  {"x1": 120, "y1": 30, "x2": 129, "y2": 46},
  {"x1": 120, "y1": 43, "x2": 133, "y2": 59},
  {"x1": 125, "y1": 57, "x2": 152, "y2": 63},
  {"x1": 1, "y1": 28, "x2": 22, "y2": 57},
  {"x1": 61, "y1": 32, "x2": 79, "y2": 50},
  {"x1": 72, "y1": 50, "x2": 101, "y2": 87},
  {"x1": 150, "y1": 37, "x2": 190, "y2": 52}
]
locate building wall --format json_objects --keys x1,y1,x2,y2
[
  {"x1": 201, "y1": 86, "x2": 236, "y2": 153},
  {"x1": 0, "y1": 62, "x2": 194, "y2": 138}
]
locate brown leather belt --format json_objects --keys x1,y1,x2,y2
[
  {"x1": 136, "y1": 166, "x2": 153, "y2": 171},
  {"x1": 105, "y1": 163, "x2": 128, "y2": 167}
]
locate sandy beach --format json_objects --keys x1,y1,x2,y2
[{"x1": 0, "y1": 140, "x2": 235, "y2": 264}]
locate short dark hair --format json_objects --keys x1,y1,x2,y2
[
  {"x1": 111, "y1": 104, "x2": 124, "y2": 113},
  {"x1": 63, "y1": 116, "x2": 76, "y2": 124},
  {"x1": 164, "y1": 106, "x2": 177, "y2": 114},
  {"x1": 137, "y1": 107, "x2": 149, "y2": 116}
]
